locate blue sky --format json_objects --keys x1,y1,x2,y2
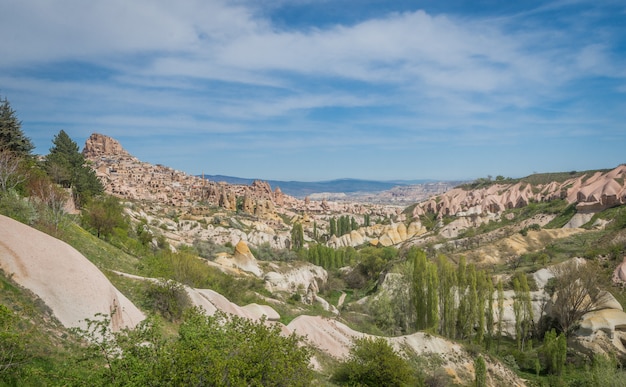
[{"x1": 1, "y1": 0, "x2": 625, "y2": 181}]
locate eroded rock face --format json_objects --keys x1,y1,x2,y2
[
  {"x1": 83, "y1": 133, "x2": 130, "y2": 158},
  {"x1": 264, "y1": 263, "x2": 328, "y2": 303},
  {"x1": 411, "y1": 165, "x2": 626, "y2": 219},
  {"x1": 0, "y1": 215, "x2": 144, "y2": 331},
  {"x1": 328, "y1": 222, "x2": 427, "y2": 248},
  {"x1": 213, "y1": 240, "x2": 263, "y2": 277}
]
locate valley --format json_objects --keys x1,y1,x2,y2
[{"x1": 1, "y1": 131, "x2": 626, "y2": 386}]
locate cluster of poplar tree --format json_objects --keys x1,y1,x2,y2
[
  {"x1": 409, "y1": 248, "x2": 537, "y2": 351},
  {"x1": 329, "y1": 215, "x2": 359, "y2": 237},
  {"x1": 305, "y1": 244, "x2": 358, "y2": 270}
]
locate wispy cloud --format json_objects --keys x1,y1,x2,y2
[{"x1": 1, "y1": 0, "x2": 624, "y2": 180}]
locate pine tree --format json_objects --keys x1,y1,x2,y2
[
  {"x1": 45, "y1": 130, "x2": 103, "y2": 206},
  {"x1": 0, "y1": 96, "x2": 33, "y2": 156}
]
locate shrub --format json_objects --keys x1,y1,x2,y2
[
  {"x1": 332, "y1": 337, "x2": 415, "y2": 386},
  {"x1": 143, "y1": 280, "x2": 190, "y2": 322}
]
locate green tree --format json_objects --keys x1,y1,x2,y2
[
  {"x1": 0, "y1": 96, "x2": 33, "y2": 156},
  {"x1": 437, "y1": 255, "x2": 457, "y2": 338},
  {"x1": 82, "y1": 195, "x2": 127, "y2": 238},
  {"x1": 170, "y1": 309, "x2": 312, "y2": 386},
  {"x1": 496, "y1": 280, "x2": 505, "y2": 349},
  {"x1": 474, "y1": 355, "x2": 487, "y2": 387},
  {"x1": 46, "y1": 130, "x2": 103, "y2": 206},
  {"x1": 290, "y1": 222, "x2": 304, "y2": 251},
  {"x1": 330, "y1": 217, "x2": 337, "y2": 237},
  {"x1": 541, "y1": 329, "x2": 566, "y2": 375},
  {"x1": 75, "y1": 308, "x2": 312, "y2": 386},
  {"x1": 0, "y1": 304, "x2": 27, "y2": 375},
  {"x1": 332, "y1": 337, "x2": 414, "y2": 387},
  {"x1": 513, "y1": 273, "x2": 533, "y2": 350},
  {"x1": 411, "y1": 248, "x2": 438, "y2": 331}
]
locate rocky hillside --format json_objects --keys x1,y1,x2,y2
[{"x1": 413, "y1": 165, "x2": 626, "y2": 218}]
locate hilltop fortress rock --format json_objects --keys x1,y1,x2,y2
[
  {"x1": 82, "y1": 133, "x2": 284, "y2": 216},
  {"x1": 82, "y1": 133, "x2": 130, "y2": 158}
]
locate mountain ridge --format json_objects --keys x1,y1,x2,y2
[{"x1": 200, "y1": 175, "x2": 438, "y2": 197}]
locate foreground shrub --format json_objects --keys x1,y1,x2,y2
[
  {"x1": 332, "y1": 337, "x2": 414, "y2": 386},
  {"x1": 74, "y1": 308, "x2": 313, "y2": 386}
]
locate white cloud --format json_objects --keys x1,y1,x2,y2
[{"x1": 2, "y1": 0, "x2": 625, "y2": 179}]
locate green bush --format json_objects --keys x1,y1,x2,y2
[
  {"x1": 143, "y1": 280, "x2": 190, "y2": 322},
  {"x1": 0, "y1": 189, "x2": 38, "y2": 225},
  {"x1": 332, "y1": 337, "x2": 415, "y2": 386},
  {"x1": 73, "y1": 308, "x2": 313, "y2": 386}
]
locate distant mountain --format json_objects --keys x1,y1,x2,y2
[{"x1": 201, "y1": 175, "x2": 434, "y2": 197}]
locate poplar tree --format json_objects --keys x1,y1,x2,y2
[
  {"x1": 497, "y1": 280, "x2": 504, "y2": 351},
  {"x1": 426, "y1": 263, "x2": 439, "y2": 331},
  {"x1": 513, "y1": 273, "x2": 533, "y2": 350},
  {"x1": 513, "y1": 276, "x2": 523, "y2": 349},
  {"x1": 412, "y1": 248, "x2": 438, "y2": 331},
  {"x1": 485, "y1": 275, "x2": 495, "y2": 348},
  {"x1": 465, "y1": 264, "x2": 478, "y2": 340},
  {"x1": 413, "y1": 249, "x2": 428, "y2": 330},
  {"x1": 456, "y1": 257, "x2": 470, "y2": 339},
  {"x1": 437, "y1": 255, "x2": 457, "y2": 338},
  {"x1": 476, "y1": 270, "x2": 487, "y2": 345},
  {"x1": 290, "y1": 223, "x2": 304, "y2": 251},
  {"x1": 474, "y1": 355, "x2": 487, "y2": 387}
]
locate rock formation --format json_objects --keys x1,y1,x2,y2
[
  {"x1": 0, "y1": 215, "x2": 144, "y2": 331},
  {"x1": 82, "y1": 133, "x2": 130, "y2": 158},
  {"x1": 412, "y1": 165, "x2": 626, "y2": 220}
]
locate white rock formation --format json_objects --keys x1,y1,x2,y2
[{"x1": 0, "y1": 215, "x2": 144, "y2": 331}]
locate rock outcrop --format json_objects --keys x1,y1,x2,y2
[
  {"x1": 0, "y1": 215, "x2": 144, "y2": 331},
  {"x1": 83, "y1": 133, "x2": 289, "y2": 215},
  {"x1": 328, "y1": 221, "x2": 427, "y2": 248},
  {"x1": 82, "y1": 133, "x2": 130, "y2": 158},
  {"x1": 412, "y1": 165, "x2": 626, "y2": 220}
]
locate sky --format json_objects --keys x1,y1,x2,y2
[{"x1": 1, "y1": 0, "x2": 625, "y2": 181}]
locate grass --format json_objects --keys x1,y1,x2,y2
[{"x1": 57, "y1": 222, "x2": 141, "y2": 274}]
